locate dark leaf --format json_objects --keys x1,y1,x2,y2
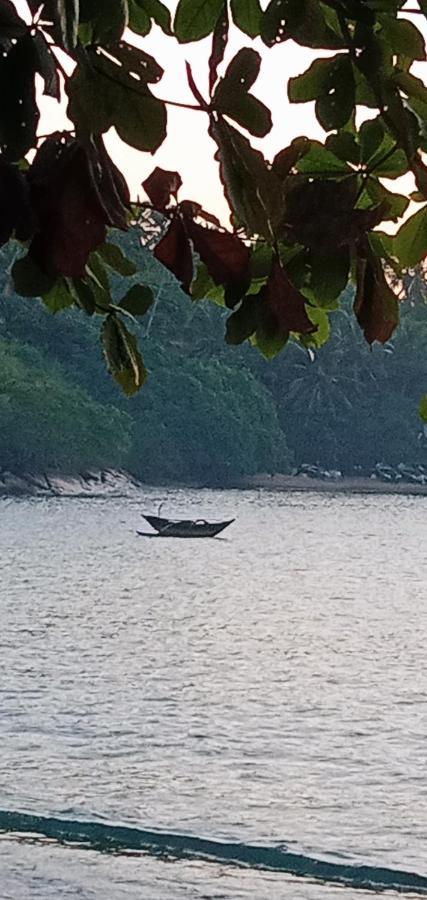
[
  {"x1": 33, "y1": 31, "x2": 60, "y2": 99},
  {"x1": 258, "y1": 256, "x2": 317, "y2": 337},
  {"x1": 284, "y1": 177, "x2": 387, "y2": 250},
  {"x1": 154, "y1": 215, "x2": 193, "y2": 291},
  {"x1": 359, "y1": 116, "x2": 385, "y2": 163},
  {"x1": 0, "y1": 158, "x2": 35, "y2": 245},
  {"x1": 209, "y1": 3, "x2": 228, "y2": 96},
  {"x1": 0, "y1": 0, "x2": 28, "y2": 40},
  {"x1": 142, "y1": 167, "x2": 182, "y2": 209},
  {"x1": 28, "y1": 136, "x2": 111, "y2": 277},
  {"x1": 79, "y1": 0, "x2": 129, "y2": 44},
  {"x1": 174, "y1": 0, "x2": 225, "y2": 43},
  {"x1": 89, "y1": 137, "x2": 131, "y2": 231},
  {"x1": 325, "y1": 131, "x2": 360, "y2": 165},
  {"x1": 69, "y1": 278, "x2": 98, "y2": 315},
  {"x1": 354, "y1": 253, "x2": 399, "y2": 344},
  {"x1": 185, "y1": 218, "x2": 251, "y2": 291},
  {"x1": 230, "y1": 0, "x2": 262, "y2": 38},
  {"x1": 119, "y1": 283, "x2": 154, "y2": 315},
  {"x1": 179, "y1": 200, "x2": 221, "y2": 228},
  {"x1": 213, "y1": 48, "x2": 272, "y2": 137},
  {"x1": 262, "y1": 0, "x2": 344, "y2": 49},
  {"x1": 210, "y1": 118, "x2": 276, "y2": 239},
  {"x1": 271, "y1": 137, "x2": 311, "y2": 179},
  {"x1": 315, "y1": 56, "x2": 355, "y2": 131},
  {"x1": 0, "y1": 34, "x2": 39, "y2": 161},
  {"x1": 412, "y1": 156, "x2": 427, "y2": 198},
  {"x1": 12, "y1": 253, "x2": 56, "y2": 297},
  {"x1": 261, "y1": 0, "x2": 300, "y2": 46},
  {"x1": 102, "y1": 314, "x2": 147, "y2": 395}
]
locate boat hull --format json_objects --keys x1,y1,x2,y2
[{"x1": 141, "y1": 515, "x2": 234, "y2": 538}]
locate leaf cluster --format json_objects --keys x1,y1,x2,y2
[{"x1": 1, "y1": 0, "x2": 427, "y2": 392}]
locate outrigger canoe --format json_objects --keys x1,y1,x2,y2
[{"x1": 138, "y1": 514, "x2": 234, "y2": 538}]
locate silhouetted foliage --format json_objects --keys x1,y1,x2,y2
[{"x1": 1, "y1": 0, "x2": 427, "y2": 413}]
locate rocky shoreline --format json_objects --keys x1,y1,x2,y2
[
  {"x1": 0, "y1": 469, "x2": 144, "y2": 498},
  {"x1": 2, "y1": 469, "x2": 427, "y2": 499}
]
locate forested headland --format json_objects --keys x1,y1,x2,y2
[{"x1": 1, "y1": 235, "x2": 427, "y2": 486}]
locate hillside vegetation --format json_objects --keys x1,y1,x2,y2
[{"x1": 1, "y1": 237, "x2": 426, "y2": 484}]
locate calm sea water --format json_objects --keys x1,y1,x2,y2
[{"x1": 0, "y1": 488, "x2": 427, "y2": 899}]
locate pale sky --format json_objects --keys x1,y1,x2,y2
[{"x1": 17, "y1": 1, "x2": 427, "y2": 224}]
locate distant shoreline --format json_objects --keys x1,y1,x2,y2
[{"x1": 241, "y1": 473, "x2": 427, "y2": 497}]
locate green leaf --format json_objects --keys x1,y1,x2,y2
[
  {"x1": 102, "y1": 315, "x2": 147, "y2": 394},
  {"x1": 215, "y1": 93, "x2": 272, "y2": 139},
  {"x1": 119, "y1": 284, "x2": 153, "y2": 316},
  {"x1": 80, "y1": 0, "x2": 129, "y2": 44},
  {"x1": 419, "y1": 394, "x2": 427, "y2": 423},
  {"x1": 359, "y1": 117, "x2": 385, "y2": 163},
  {"x1": 230, "y1": 0, "x2": 262, "y2": 38},
  {"x1": 300, "y1": 306, "x2": 330, "y2": 348},
  {"x1": 67, "y1": 50, "x2": 167, "y2": 152},
  {"x1": 380, "y1": 17, "x2": 425, "y2": 62},
  {"x1": 225, "y1": 296, "x2": 259, "y2": 344},
  {"x1": 325, "y1": 131, "x2": 360, "y2": 165},
  {"x1": 307, "y1": 248, "x2": 350, "y2": 307},
  {"x1": 210, "y1": 118, "x2": 275, "y2": 239},
  {"x1": 364, "y1": 178, "x2": 409, "y2": 223},
  {"x1": 139, "y1": 0, "x2": 172, "y2": 33},
  {"x1": 288, "y1": 56, "x2": 333, "y2": 102},
  {"x1": 368, "y1": 230, "x2": 396, "y2": 265},
  {"x1": 394, "y1": 205, "x2": 427, "y2": 268},
  {"x1": 295, "y1": 141, "x2": 351, "y2": 176},
  {"x1": 262, "y1": 0, "x2": 344, "y2": 50},
  {"x1": 128, "y1": 0, "x2": 150, "y2": 34},
  {"x1": 290, "y1": 53, "x2": 356, "y2": 132},
  {"x1": 213, "y1": 48, "x2": 272, "y2": 137},
  {"x1": 191, "y1": 263, "x2": 215, "y2": 300},
  {"x1": 250, "y1": 245, "x2": 273, "y2": 280},
  {"x1": 97, "y1": 242, "x2": 138, "y2": 276},
  {"x1": 42, "y1": 278, "x2": 75, "y2": 313},
  {"x1": 315, "y1": 57, "x2": 355, "y2": 131},
  {"x1": 253, "y1": 328, "x2": 288, "y2": 360},
  {"x1": 174, "y1": 0, "x2": 225, "y2": 42},
  {"x1": 12, "y1": 254, "x2": 56, "y2": 297},
  {"x1": 69, "y1": 278, "x2": 97, "y2": 315}
]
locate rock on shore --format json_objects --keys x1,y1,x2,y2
[{"x1": 0, "y1": 469, "x2": 143, "y2": 498}]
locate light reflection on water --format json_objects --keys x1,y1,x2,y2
[{"x1": 0, "y1": 488, "x2": 427, "y2": 898}]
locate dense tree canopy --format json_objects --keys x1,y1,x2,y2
[{"x1": 1, "y1": 0, "x2": 427, "y2": 411}]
